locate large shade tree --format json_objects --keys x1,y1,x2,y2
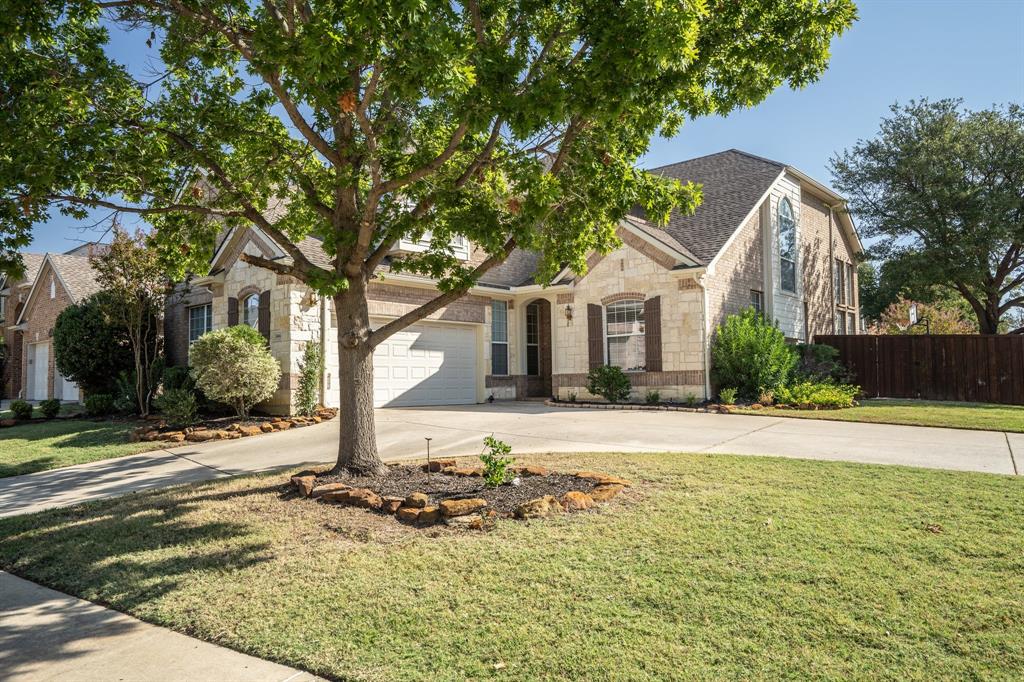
[
  {"x1": 1, "y1": 0, "x2": 856, "y2": 473},
  {"x1": 832, "y1": 100, "x2": 1024, "y2": 335}
]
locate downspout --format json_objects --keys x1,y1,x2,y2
[
  {"x1": 319, "y1": 295, "x2": 328, "y2": 406},
  {"x1": 699, "y1": 272, "x2": 711, "y2": 401},
  {"x1": 828, "y1": 205, "x2": 836, "y2": 335}
]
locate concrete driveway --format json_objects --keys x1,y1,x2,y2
[{"x1": 0, "y1": 403, "x2": 1019, "y2": 518}]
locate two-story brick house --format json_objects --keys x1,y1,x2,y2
[{"x1": 164, "y1": 149, "x2": 861, "y2": 413}]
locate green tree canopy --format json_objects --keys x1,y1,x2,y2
[
  {"x1": 832, "y1": 100, "x2": 1024, "y2": 334},
  {"x1": 1, "y1": 0, "x2": 856, "y2": 472},
  {"x1": 53, "y1": 292, "x2": 135, "y2": 395}
]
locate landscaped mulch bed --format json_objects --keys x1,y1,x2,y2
[
  {"x1": 288, "y1": 460, "x2": 633, "y2": 529},
  {"x1": 130, "y1": 407, "x2": 338, "y2": 443}
]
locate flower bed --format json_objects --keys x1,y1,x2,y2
[
  {"x1": 129, "y1": 407, "x2": 338, "y2": 443},
  {"x1": 288, "y1": 461, "x2": 632, "y2": 529}
]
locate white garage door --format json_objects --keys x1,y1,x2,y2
[{"x1": 372, "y1": 319, "x2": 477, "y2": 407}]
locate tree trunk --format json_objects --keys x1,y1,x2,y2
[{"x1": 333, "y1": 283, "x2": 386, "y2": 475}]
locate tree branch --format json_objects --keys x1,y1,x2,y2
[
  {"x1": 239, "y1": 252, "x2": 304, "y2": 280},
  {"x1": 369, "y1": 237, "x2": 517, "y2": 346}
]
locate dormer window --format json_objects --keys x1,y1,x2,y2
[
  {"x1": 393, "y1": 232, "x2": 470, "y2": 261},
  {"x1": 49, "y1": 276, "x2": 56, "y2": 299},
  {"x1": 778, "y1": 197, "x2": 797, "y2": 293}
]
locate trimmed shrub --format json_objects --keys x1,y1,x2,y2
[
  {"x1": 711, "y1": 308, "x2": 796, "y2": 400},
  {"x1": 84, "y1": 394, "x2": 116, "y2": 417},
  {"x1": 776, "y1": 381, "x2": 859, "y2": 409},
  {"x1": 795, "y1": 343, "x2": 851, "y2": 383},
  {"x1": 295, "y1": 341, "x2": 324, "y2": 417},
  {"x1": 190, "y1": 326, "x2": 282, "y2": 417},
  {"x1": 53, "y1": 292, "x2": 134, "y2": 395},
  {"x1": 9, "y1": 399, "x2": 32, "y2": 420},
  {"x1": 162, "y1": 366, "x2": 196, "y2": 393},
  {"x1": 718, "y1": 387, "x2": 738, "y2": 405},
  {"x1": 154, "y1": 388, "x2": 198, "y2": 428},
  {"x1": 587, "y1": 365, "x2": 632, "y2": 404},
  {"x1": 39, "y1": 399, "x2": 61, "y2": 419},
  {"x1": 644, "y1": 390, "x2": 660, "y2": 405}
]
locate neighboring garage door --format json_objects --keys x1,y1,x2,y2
[
  {"x1": 371, "y1": 319, "x2": 477, "y2": 407},
  {"x1": 28, "y1": 342, "x2": 50, "y2": 401}
]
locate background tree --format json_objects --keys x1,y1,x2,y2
[
  {"x1": 832, "y1": 100, "x2": 1024, "y2": 334},
  {"x1": 1, "y1": 0, "x2": 856, "y2": 473},
  {"x1": 869, "y1": 296, "x2": 976, "y2": 335},
  {"x1": 54, "y1": 292, "x2": 135, "y2": 395},
  {"x1": 90, "y1": 229, "x2": 166, "y2": 415}
]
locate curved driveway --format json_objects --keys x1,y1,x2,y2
[{"x1": 0, "y1": 403, "x2": 1019, "y2": 518}]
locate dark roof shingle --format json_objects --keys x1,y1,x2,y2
[{"x1": 639, "y1": 149, "x2": 785, "y2": 263}]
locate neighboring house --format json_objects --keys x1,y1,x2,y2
[
  {"x1": 164, "y1": 149, "x2": 862, "y2": 413},
  {"x1": 0, "y1": 248, "x2": 104, "y2": 401}
]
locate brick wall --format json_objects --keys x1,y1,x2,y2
[
  {"x1": 706, "y1": 210, "x2": 764, "y2": 333},
  {"x1": 19, "y1": 262, "x2": 74, "y2": 400},
  {"x1": 2, "y1": 288, "x2": 28, "y2": 398},
  {"x1": 164, "y1": 283, "x2": 213, "y2": 368}
]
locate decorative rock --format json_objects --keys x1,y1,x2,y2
[
  {"x1": 1, "y1": 418, "x2": 18, "y2": 428},
  {"x1": 422, "y1": 458, "x2": 457, "y2": 473},
  {"x1": 749, "y1": 403, "x2": 764, "y2": 410},
  {"x1": 575, "y1": 471, "x2": 632, "y2": 487},
  {"x1": 344, "y1": 488, "x2": 383, "y2": 510},
  {"x1": 237, "y1": 424, "x2": 263, "y2": 437},
  {"x1": 589, "y1": 484, "x2": 625, "y2": 502},
  {"x1": 273, "y1": 421, "x2": 292, "y2": 431},
  {"x1": 439, "y1": 498, "x2": 487, "y2": 518},
  {"x1": 164, "y1": 432, "x2": 186, "y2": 443},
  {"x1": 310, "y1": 483, "x2": 351, "y2": 499},
  {"x1": 396, "y1": 507, "x2": 421, "y2": 523},
  {"x1": 381, "y1": 497, "x2": 404, "y2": 514},
  {"x1": 516, "y1": 464, "x2": 550, "y2": 477},
  {"x1": 445, "y1": 515, "x2": 484, "y2": 530},
  {"x1": 417, "y1": 506, "x2": 441, "y2": 525},
  {"x1": 185, "y1": 430, "x2": 218, "y2": 442},
  {"x1": 560, "y1": 490, "x2": 595, "y2": 511},
  {"x1": 452, "y1": 467, "x2": 483, "y2": 477},
  {"x1": 291, "y1": 475, "x2": 316, "y2": 497},
  {"x1": 259, "y1": 422, "x2": 275, "y2": 433},
  {"x1": 514, "y1": 496, "x2": 565, "y2": 519},
  {"x1": 404, "y1": 492, "x2": 429, "y2": 509}
]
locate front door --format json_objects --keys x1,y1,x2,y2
[{"x1": 524, "y1": 300, "x2": 552, "y2": 398}]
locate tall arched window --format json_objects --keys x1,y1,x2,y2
[
  {"x1": 242, "y1": 293, "x2": 260, "y2": 328},
  {"x1": 778, "y1": 197, "x2": 797, "y2": 293}
]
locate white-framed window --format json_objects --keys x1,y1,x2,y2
[
  {"x1": 242, "y1": 293, "x2": 260, "y2": 328},
  {"x1": 605, "y1": 299, "x2": 645, "y2": 371},
  {"x1": 750, "y1": 290, "x2": 764, "y2": 315},
  {"x1": 0, "y1": 294, "x2": 6, "y2": 322},
  {"x1": 846, "y1": 262, "x2": 855, "y2": 306},
  {"x1": 49, "y1": 276, "x2": 56, "y2": 299},
  {"x1": 778, "y1": 197, "x2": 797, "y2": 293},
  {"x1": 835, "y1": 310, "x2": 846, "y2": 334},
  {"x1": 491, "y1": 300, "x2": 508, "y2": 375},
  {"x1": 848, "y1": 312, "x2": 857, "y2": 335},
  {"x1": 835, "y1": 258, "x2": 846, "y2": 304},
  {"x1": 525, "y1": 302, "x2": 540, "y2": 376},
  {"x1": 188, "y1": 304, "x2": 213, "y2": 344}
]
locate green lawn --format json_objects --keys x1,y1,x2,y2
[
  {"x1": 0, "y1": 419, "x2": 165, "y2": 478},
  {"x1": 737, "y1": 398, "x2": 1024, "y2": 433},
  {"x1": 1, "y1": 452, "x2": 1020, "y2": 680},
  {"x1": 0, "y1": 402, "x2": 82, "y2": 420}
]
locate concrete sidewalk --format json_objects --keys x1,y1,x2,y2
[
  {"x1": 1, "y1": 403, "x2": 1019, "y2": 518},
  {"x1": 0, "y1": 571, "x2": 318, "y2": 681}
]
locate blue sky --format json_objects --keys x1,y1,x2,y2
[{"x1": 29, "y1": 0, "x2": 1024, "y2": 254}]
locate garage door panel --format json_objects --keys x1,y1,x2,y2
[{"x1": 371, "y1": 319, "x2": 477, "y2": 407}]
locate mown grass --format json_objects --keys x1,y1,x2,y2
[
  {"x1": 0, "y1": 419, "x2": 164, "y2": 477},
  {"x1": 0, "y1": 452, "x2": 1020, "y2": 681},
  {"x1": 737, "y1": 398, "x2": 1024, "y2": 433}
]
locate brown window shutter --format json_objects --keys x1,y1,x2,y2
[
  {"x1": 587, "y1": 303, "x2": 604, "y2": 369},
  {"x1": 644, "y1": 296, "x2": 662, "y2": 372},
  {"x1": 258, "y1": 290, "x2": 271, "y2": 342},
  {"x1": 227, "y1": 297, "x2": 239, "y2": 326}
]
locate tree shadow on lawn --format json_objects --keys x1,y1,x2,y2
[
  {"x1": 0, "y1": 482, "x2": 279, "y2": 618},
  {"x1": 0, "y1": 419, "x2": 137, "y2": 446}
]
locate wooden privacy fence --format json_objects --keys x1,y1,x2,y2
[{"x1": 815, "y1": 334, "x2": 1024, "y2": 405}]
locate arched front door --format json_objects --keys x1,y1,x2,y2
[{"x1": 524, "y1": 299, "x2": 552, "y2": 398}]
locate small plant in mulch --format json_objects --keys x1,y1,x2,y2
[
  {"x1": 479, "y1": 435, "x2": 515, "y2": 487},
  {"x1": 287, "y1": 438, "x2": 634, "y2": 531}
]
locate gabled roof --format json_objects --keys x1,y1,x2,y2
[
  {"x1": 14, "y1": 253, "x2": 101, "y2": 325},
  {"x1": 478, "y1": 249, "x2": 542, "y2": 288},
  {"x1": 639, "y1": 149, "x2": 786, "y2": 264},
  {"x1": 0, "y1": 253, "x2": 45, "y2": 292}
]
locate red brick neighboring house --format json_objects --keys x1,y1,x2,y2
[
  {"x1": 3, "y1": 253, "x2": 102, "y2": 401},
  {"x1": 0, "y1": 253, "x2": 45, "y2": 400}
]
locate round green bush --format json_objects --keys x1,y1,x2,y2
[
  {"x1": 39, "y1": 398, "x2": 61, "y2": 419},
  {"x1": 84, "y1": 393, "x2": 116, "y2": 417},
  {"x1": 9, "y1": 399, "x2": 33, "y2": 420},
  {"x1": 189, "y1": 326, "x2": 281, "y2": 417},
  {"x1": 586, "y1": 365, "x2": 632, "y2": 403},
  {"x1": 53, "y1": 292, "x2": 134, "y2": 395},
  {"x1": 711, "y1": 308, "x2": 796, "y2": 400}
]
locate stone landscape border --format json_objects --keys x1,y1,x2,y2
[
  {"x1": 131, "y1": 407, "x2": 338, "y2": 444},
  {"x1": 289, "y1": 461, "x2": 633, "y2": 530},
  {"x1": 544, "y1": 399, "x2": 723, "y2": 413}
]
